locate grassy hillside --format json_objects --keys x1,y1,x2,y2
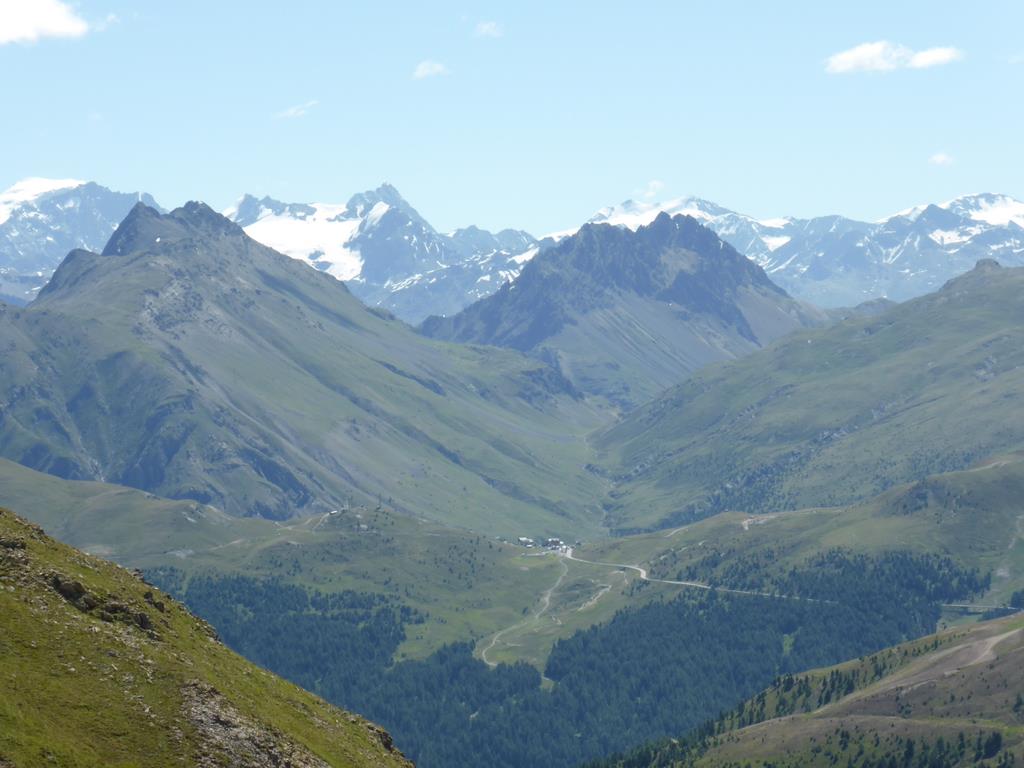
[
  {"x1": 597, "y1": 259, "x2": 1024, "y2": 531},
  {"x1": 0, "y1": 457, "x2": 572, "y2": 661},
  {"x1": 0, "y1": 506, "x2": 411, "y2": 768},
  {"x1": 595, "y1": 613, "x2": 1024, "y2": 767},
  {"x1": 0, "y1": 202, "x2": 607, "y2": 536}
]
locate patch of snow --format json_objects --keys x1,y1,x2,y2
[
  {"x1": 762, "y1": 235, "x2": 792, "y2": 252},
  {"x1": 511, "y1": 246, "x2": 539, "y2": 265},
  {"x1": 241, "y1": 202, "x2": 363, "y2": 281},
  {"x1": 757, "y1": 217, "x2": 791, "y2": 229},
  {"x1": 364, "y1": 201, "x2": 390, "y2": 228}
]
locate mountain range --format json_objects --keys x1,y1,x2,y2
[
  {"x1": 0, "y1": 200, "x2": 602, "y2": 534},
  {"x1": 4, "y1": 176, "x2": 1022, "y2": 324},
  {"x1": 589, "y1": 192, "x2": 1024, "y2": 308}
]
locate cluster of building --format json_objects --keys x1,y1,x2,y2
[{"x1": 515, "y1": 536, "x2": 571, "y2": 553}]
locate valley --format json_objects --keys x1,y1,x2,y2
[{"x1": 2, "y1": 184, "x2": 1023, "y2": 768}]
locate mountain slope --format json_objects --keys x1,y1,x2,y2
[
  {"x1": 0, "y1": 178, "x2": 161, "y2": 303},
  {"x1": 594, "y1": 613, "x2": 1024, "y2": 767},
  {"x1": 591, "y1": 193, "x2": 1024, "y2": 308},
  {"x1": 0, "y1": 201, "x2": 604, "y2": 535},
  {"x1": 227, "y1": 184, "x2": 539, "y2": 323},
  {"x1": 421, "y1": 212, "x2": 824, "y2": 406},
  {"x1": 596, "y1": 258, "x2": 1024, "y2": 531},
  {"x1": 0, "y1": 506, "x2": 411, "y2": 768}
]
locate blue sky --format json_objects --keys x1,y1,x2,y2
[{"x1": 2, "y1": 1, "x2": 1022, "y2": 233}]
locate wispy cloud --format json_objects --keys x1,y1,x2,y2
[
  {"x1": 638, "y1": 180, "x2": 665, "y2": 200},
  {"x1": 1010, "y1": 53, "x2": 1024, "y2": 65},
  {"x1": 413, "y1": 60, "x2": 449, "y2": 80},
  {"x1": 474, "y1": 21, "x2": 502, "y2": 38},
  {"x1": 0, "y1": 0, "x2": 89, "y2": 45},
  {"x1": 94, "y1": 13, "x2": 120, "y2": 33},
  {"x1": 929, "y1": 152, "x2": 954, "y2": 166},
  {"x1": 826, "y1": 41, "x2": 964, "y2": 74},
  {"x1": 274, "y1": 100, "x2": 319, "y2": 119}
]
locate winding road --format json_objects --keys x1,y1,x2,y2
[
  {"x1": 562, "y1": 548, "x2": 832, "y2": 603},
  {"x1": 480, "y1": 557, "x2": 569, "y2": 668}
]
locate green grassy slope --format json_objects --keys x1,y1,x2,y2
[
  {"x1": 0, "y1": 506, "x2": 412, "y2": 768},
  {"x1": 0, "y1": 457, "x2": 570, "y2": 660},
  {"x1": 0, "y1": 202, "x2": 606, "y2": 536},
  {"x1": 596, "y1": 613, "x2": 1024, "y2": 767},
  {"x1": 577, "y1": 453, "x2": 1024, "y2": 607},
  {"x1": 597, "y1": 259, "x2": 1024, "y2": 531}
]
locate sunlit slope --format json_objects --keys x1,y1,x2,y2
[
  {"x1": 0, "y1": 506, "x2": 412, "y2": 768},
  {"x1": 598, "y1": 259, "x2": 1024, "y2": 531},
  {"x1": 596, "y1": 614, "x2": 1024, "y2": 767}
]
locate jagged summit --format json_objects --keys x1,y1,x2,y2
[
  {"x1": 345, "y1": 182, "x2": 416, "y2": 219},
  {"x1": 224, "y1": 184, "x2": 539, "y2": 322},
  {"x1": 422, "y1": 212, "x2": 822, "y2": 405},
  {"x1": 101, "y1": 201, "x2": 243, "y2": 257}
]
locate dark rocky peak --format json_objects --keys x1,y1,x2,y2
[
  {"x1": 939, "y1": 258, "x2": 1004, "y2": 293},
  {"x1": 973, "y1": 258, "x2": 1002, "y2": 272},
  {"x1": 102, "y1": 202, "x2": 243, "y2": 256}
]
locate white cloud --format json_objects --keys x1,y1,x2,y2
[
  {"x1": 639, "y1": 180, "x2": 665, "y2": 200},
  {"x1": 274, "y1": 100, "x2": 319, "y2": 119},
  {"x1": 929, "y1": 152, "x2": 954, "y2": 166},
  {"x1": 474, "y1": 21, "x2": 502, "y2": 38},
  {"x1": 413, "y1": 60, "x2": 449, "y2": 79},
  {"x1": 825, "y1": 41, "x2": 964, "y2": 74},
  {"x1": 907, "y1": 47, "x2": 963, "y2": 69},
  {"x1": 0, "y1": 0, "x2": 89, "y2": 44},
  {"x1": 1010, "y1": 53, "x2": 1024, "y2": 65}
]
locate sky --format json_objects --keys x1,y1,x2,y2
[{"x1": 2, "y1": 0, "x2": 1022, "y2": 234}]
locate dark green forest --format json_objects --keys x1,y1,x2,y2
[{"x1": 150, "y1": 550, "x2": 986, "y2": 768}]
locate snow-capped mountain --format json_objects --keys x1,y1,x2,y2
[
  {"x1": 585, "y1": 194, "x2": 1024, "y2": 307},
  {"x1": 0, "y1": 179, "x2": 161, "y2": 304},
  {"x1": 226, "y1": 184, "x2": 538, "y2": 323}
]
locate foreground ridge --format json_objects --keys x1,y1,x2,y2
[{"x1": 0, "y1": 507, "x2": 412, "y2": 768}]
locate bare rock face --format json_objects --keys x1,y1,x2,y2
[{"x1": 182, "y1": 681, "x2": 333, "y2": 768}]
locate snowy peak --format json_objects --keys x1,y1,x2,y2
[
  {"x1": 345, "y1": 182, "x2": 418, "y2": 221},
  {"x1": 942, "y1": 193, "x2": 1024, "y2": 228},
  {"x1": 588, "y1": 196, "x2": 732, "y2": 230},
  {"x1": 0, "y1": 177, "x2": 87, "y2": 226},
  {"x1": 227, "y1": 184, "x2": 540, "y2": 322},
  {"x1": 886, "y1": 193, "x2": 1024, "y2": 228}
]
